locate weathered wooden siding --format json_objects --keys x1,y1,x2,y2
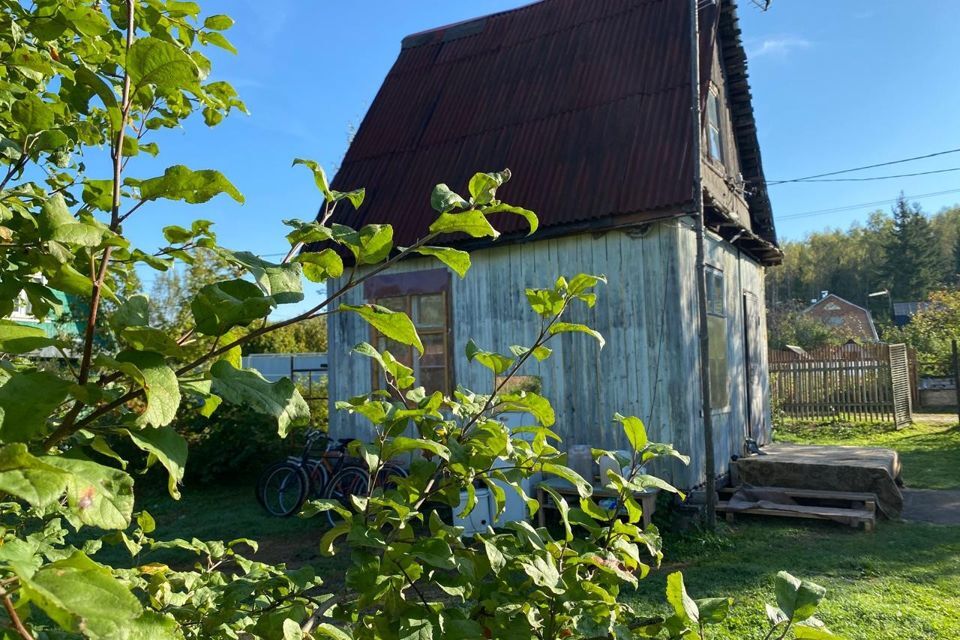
[
  {"x1": 328, "y1": 221, "x2": 771, "y2": 489},
  {"x1": 673, "y1": 219, "x2": 772, "y2": 486}
]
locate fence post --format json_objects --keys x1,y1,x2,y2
[{"x1": 953, "y1": 339, "x2": 960, "y2": 428}]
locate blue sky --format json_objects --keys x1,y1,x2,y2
[{"x1": 127, "y1": 0, "x2": 960, "y2": 315}]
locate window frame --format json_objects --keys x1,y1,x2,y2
[
  {"x1": 363, "y1": 269, "x2": 454, "y2": 395},
  {"x1": 705, "y1": 265, "x2": 730, "y2": 412},
  {"x1": 706, "y1": 86, "x2": 724, "y2": 165}
]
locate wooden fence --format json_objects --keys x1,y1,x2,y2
[{"x1": 769, "y1": 344, "x2": 914, "y2": 427}]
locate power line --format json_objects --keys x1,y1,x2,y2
[
  {"x1": 773, "y1": 166, "x2": 960, "y2": 184},
  {"x1": 776, "y1": 188, "x2": 960, "y2": 221},
  {"x1": 766, "y1": 146, "x2": 960, "y2": 185}
]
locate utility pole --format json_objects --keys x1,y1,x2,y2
[{"x1": 689, "y1": 0, "x2": 716, "y2": 528}]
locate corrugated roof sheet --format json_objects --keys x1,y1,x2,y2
[{"x1": 328, "y1": 0, "x2": 773, "y2": 253}]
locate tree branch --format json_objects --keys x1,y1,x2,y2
[{"x1": 0, "y1": 585, "x2": 33, "y2": 640}]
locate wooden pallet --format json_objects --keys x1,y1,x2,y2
[{"x1": 716, "y1": 486, "x2": 877, "y2": 531}]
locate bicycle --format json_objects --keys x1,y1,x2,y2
[{"x1": 256, "y1": 430, "x2": 408, "y2": 525}]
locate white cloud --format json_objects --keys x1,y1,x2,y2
[{"x1": 748, "y1": 36, "x2": 812, "y2": 59}]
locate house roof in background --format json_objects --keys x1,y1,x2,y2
[
  {"x1": 327, "y1": 0, "x2": 777, "y2": 261},
  {"x1": 804, "y1": 293, "x2": 880, "y2": 342}
]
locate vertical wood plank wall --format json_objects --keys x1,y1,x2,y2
[{"x1": 327, "y1": 221, "x2": 771, "y2": 489}]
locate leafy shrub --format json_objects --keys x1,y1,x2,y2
[{"x1": 0, "y1": 1, "x2": 842, "y2": 638}]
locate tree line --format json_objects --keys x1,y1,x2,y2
[{"x1": 766, "y1": 195, "x2": 960, "y2": 311}]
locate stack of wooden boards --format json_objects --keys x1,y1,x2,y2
[{"x1": 716, "y1": 485, "x2": 878, "y2": 531}]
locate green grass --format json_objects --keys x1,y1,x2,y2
[
  {"x1": 103, "y1": 417, "x2": 960, "y2": 639},
  {"x1": 627, "y1": 519, "x2": 960, "y2": 640},
  {"x1": 774, "y1": 418, "x2": 960, "y2": 489}
]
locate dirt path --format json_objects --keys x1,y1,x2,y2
[{"x1": 901, "y1": 488, "x2": 960, "y2": 525}]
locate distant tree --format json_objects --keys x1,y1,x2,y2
[
  {"x1": 882, "y1": 195, "x2": 941, "y2": 301},
  {"x1": 150, "y1": 248, "x2": 236, "y2": 331},
  {"x1": 886, "y1": 289, "x2": 960, "y2": 376},
  {"x1": 244, "y1": 316, "x2": 327, "y2": 354},
  {"x1": 767, "y1": 304, "x2": 844, "y2": 350}
]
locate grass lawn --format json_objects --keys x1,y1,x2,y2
[
  {"x1": 774, "y1": 416, "x2": 960, "y2": 489},
  {"x1": 117, "y1": 416, "x2": 960, "y2": 639}
]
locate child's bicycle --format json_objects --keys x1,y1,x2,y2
[{"x1": 255, "y1": 430, "x2": 407, "y2": 525}]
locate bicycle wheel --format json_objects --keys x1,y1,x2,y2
[
  {"x1": 306, "y1": 459, "x2": 331, "y2": 499},
  {"x1": 257, "y1": 461, "x2": 309, "y2": 517},
  {"x1": 377, "y1": 464, "x2": 408, "y2": 489},
  {"x1": 323, "y1": 465, "x2": 369, "y2": 527}
]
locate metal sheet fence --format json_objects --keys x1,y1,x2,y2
[{"x1": 770, "y1": 344, "x2": 914, "y2": 427}]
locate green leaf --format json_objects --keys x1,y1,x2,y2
[
  {"x1": 81, "y1": 178, "x2": 115, "y2": 212},
  {"x1": 63, "y1": 6, "x2": 111, "y2": 37},
  {"x1": 162, "y1": 224, "x2": 192, "y2": 243},
  {"x1": 465, "y1": 339, "x2": 513, "y2": 375},
  {"x1": 468, "y1": 170, "x2": 511, "y2": 205},
  {"x1": 130, "y1": 165, "x2": 243, "y2": 204},
  {"x1": 125, "y1": 427, "x2": 187, "y2": 500},
  {"x1": 482, "y1": 203, "x2": 539, "y2": 236},
  {"x1": 0, "y1": 320, "x2": 61, "y2": 354},
  {"x1": 126, "y1": 37, "x2": 200, "y2": 94},
  {"x1": 509, "y1": 344, "x2": 552, "y2": 362},
  {"x1": 614, "y1": 413, "x2": 648, "y2": 453},
  {"x1": 776, "y1": 571, "x2": 805, "y2": 620},
  {"x1": 541, "y1": 462, "x2": 591, "y2": 498},
  {"x1": 44, "y1": 457, "x2": 135, "y2": 530},
  {"x1": 284, "y1": 219, "x2": 333, "y2": 245},
  {"x1": 429, "y1": 209, "x2": 499, "y2": 239},
  {"x1": 0, "y1": 370, "x2": 72, "y2": 442},
  {"x1": 498, "y1": 391, "x2": 555, "y2": 427},
  {"x1": 341, "y1": 304, "x2": 423, "y2": 355},
  {"x1": 110, "y1": 294, "x2": 150, "y2": 332},
  {"x1": 413, "y1": 246, "x2": 471, "y2": 278},
  {"x1": 116, "y1": 351, "x2": 181, "y2": 427},
  {"x1": 525, "y1": 288, "x2": 564, "y2": 317},
  {"x1": 696, "y1": 597, "x2": 733, "y2": 625},
  {"x1": 11, "y1": 94, "x2": 54, "y2": 135},
  {"x1": 75, "y1": 68, "x2": 121, "y2": 132},
  {"x1": 201, "y1": 31, "x2": 237, "y2": 54},
  {"x1": 120, "y1": 326, "x2": 181, "y2": 356},
  {"x1": 383, "y1": 437, "x2": 450, "y2": 461},
  {"x1": 295, "y1": 249, "x2": 344, "y2": 282},
  {"x1": 18, "y1": 551, "x2": 143, "y2": 636},
  {"x1": 191, "y1": 279, "x2": 274, "y2": 336},
  {"x1": 431, "y1": 184, "x2": 468, "y2": 213},
  {"x1": 352, "y1": 342, "x2": 415, "y2": 389},
  {"x1": 39, "y1": 192, "x2": 76, "y2": 236},
  {"x1": 224, "y1": 251, "x2": 304, "y2": 304},
  {"x1": 204, "y1": 14, "x2": 235, "y2": 30},
  {"x1": 548, "y1": 322, "x2": 606, "y2": 349},
  {"x1": 666, "y1": 572, "x2": 699, "y2": 627},
  {"x1": 210, "y1": 360, "x2": 310, "y2": 437},
  {"x1": 292, "y1": 158, "x2": 332, "y2": 200},
  {"x1": 357, "y1": 224, "x2": 393, "y2": 264},
  {"x1": 51, "y1": 221, "x2": 106, "y2": 247},
  {"x1": 313, "y1": 623, "x2": 353, "y2": 640},
  {"x1": 0, "y1": 444, "x2": 71, "y2": 508},
  {"x1": 539, "y1": 484, "x2": 573, "y2": 541}
]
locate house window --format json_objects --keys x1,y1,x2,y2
[
  {"x1": 706, "y1": 266, "x2": 729, "y2": 410},
  {"x1": 364, "y1": 269, "x2": 452, "y2": 395},
  {"x1": 706, "y1": 88, "x2": 724, "y2": 164}
]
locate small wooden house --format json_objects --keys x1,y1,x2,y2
[{"x1": 325, "y1": 0, "x2": 781, "y2": 489}]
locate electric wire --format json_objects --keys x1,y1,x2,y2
[{"x1": 765, "y1": 146, "x2": 960, "y2": 185}]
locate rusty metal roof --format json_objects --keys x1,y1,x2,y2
[{"x1": 328, "y1": 0, "x2": 777, "y2": 260}]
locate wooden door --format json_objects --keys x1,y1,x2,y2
[{"x1": 743, "y1": 292, "x2": 765, "y2": 443}]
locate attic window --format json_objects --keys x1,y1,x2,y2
[
  {"x1": 363, "y1": 269, "x2": 453, "y2": 395},
  {"x1": 706, "y1": 88, "x2": 724, "y2": 164}
]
